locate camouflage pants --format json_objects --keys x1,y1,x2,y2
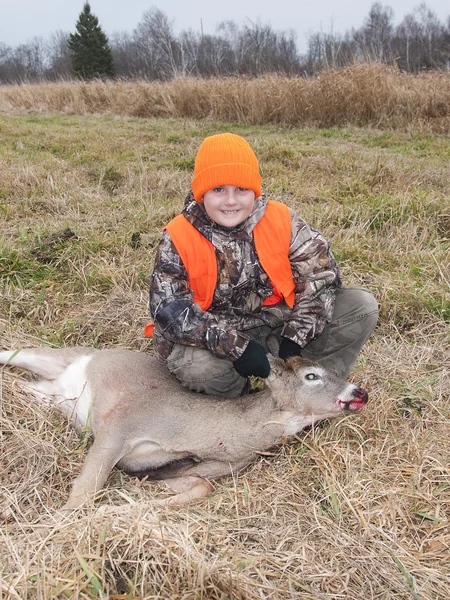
[{"x1": 166, "y1": 287, "x2": 379, "y2": 398}]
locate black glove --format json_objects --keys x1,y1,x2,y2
[
  {"x1": 233, "y1": 340, "x2": 270, "y2": 378},
  {"x1": 278, "y1": 337, "x2": 302, "y2": 360}
]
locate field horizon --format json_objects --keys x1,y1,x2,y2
[
  {"x1": 1, "y1": 64, "x2": 450, "y2": 133},
  {"x1": 0, "y1": 107, "x2": 449, "y2": 599}
]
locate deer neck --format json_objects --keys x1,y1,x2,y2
[{"x1": 234, "y1": 388, "x2": 304, "y2": 438}]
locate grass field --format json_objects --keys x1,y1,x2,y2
[{"x1": 1, "y1": 109, "x2": 449, "y2": 599}]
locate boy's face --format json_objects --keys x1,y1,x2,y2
[{"x1": 202, "y1": 185, "x2": 255, "y2": 227}]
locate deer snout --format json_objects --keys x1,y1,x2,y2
[
  {"x1": 338, "y1": 385, "x2": 369, "y2": 412},
  {"x1": 354, "y1": 387, "x2": 368, "y2": 403},
  {"x1": 346, "y1": 386, "x2": 368, "y2": 411}
]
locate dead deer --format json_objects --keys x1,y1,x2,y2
[{"x1": 0, "y1": 347, "x2": 368, "y2": 510}]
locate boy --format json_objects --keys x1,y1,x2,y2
[{"x1": 149, "y1": 133, "x2": 378, "y2": 397}]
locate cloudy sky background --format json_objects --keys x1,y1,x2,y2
[{"x1": 2, "y1": 0, "x2": 449, "y2": 53}]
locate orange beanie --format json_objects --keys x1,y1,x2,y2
[{"x1": 191, "y1": 133, "x2": 262, "y2": 202}]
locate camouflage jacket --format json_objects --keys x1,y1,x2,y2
[{"x1": 150, "y1": 192, "x2": 341, "y2": 361}]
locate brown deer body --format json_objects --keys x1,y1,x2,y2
[{"x1": 0, "y1": 347, "x2": 368, "y2": 509}]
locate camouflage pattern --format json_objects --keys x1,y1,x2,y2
[{"x1": 150, "y1": 191, "x2": 341, "y2": 362}]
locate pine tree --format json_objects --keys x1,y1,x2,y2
[{"x1": 68, "y1": 2, "x2": 114, "y2": 79}]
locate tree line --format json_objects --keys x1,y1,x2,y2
[{"x1": 1, "y1": 1, "x2": 449, "y2": 84}]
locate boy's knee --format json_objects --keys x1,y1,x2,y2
[
  {"x1": 167, "y1": 345, "x2": 226, "y2": 379},
  {"x1": 333, "y1": 287, "x2": 378, "y2": 323},
  {"x1": 166, "y1": 344, "x2": 246, "y2": 397},
  {"x1": 356, "y1": 288, "x2": 378, "y2": 315}
]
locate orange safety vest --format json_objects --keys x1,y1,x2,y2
[{"x1": 144, "y1": 200, "x2": 295, "y2": 337}]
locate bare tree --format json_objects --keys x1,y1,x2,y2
[
  {"x1": 110, "y1": 30, "x2": 140, "y2": 78},
  {"x1": 133, "y1": 7, "x2": 182, "y2": 79},
  {"x1": 394, "y1": 3, "x2": 446, "y2": 71},
  {"x1": 394, "y1": 13, "x2": 421, "y2": 71},
  {"x1": 46, "y1": 30, "x2": 72, "y2": 80},
  {"x1": 445, "y1": 17, "x2": 450, "y2": 69},
  {"x1": 0, "y1": 42, "x2": 14, "y2": 83},
  {"x1": 0, "y1": 37, "x2": 47, "y2": 82},
  {"x1": 417, "y1": 3, "x2": 444, "y2": 67},
  {"x1": 304, "y1": 1, "x2": 450, "y2": 73},
  {"x1": 354, "y1": 2, "x2": 394, "y2": 62},
  {"x1": 216, "y1": 19, "x2": 300, "y2": 76}
]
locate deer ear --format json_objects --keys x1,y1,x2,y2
[
  {"x1": 266, "y1": 334, "x2": 281, "y2": 357},
  {"x1": 267, "y1": 355, "x2": 287, "y2": 380}
]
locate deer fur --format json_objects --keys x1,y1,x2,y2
[{"x1": 0, "y1": 347, "x2": 368, "y2": 509}]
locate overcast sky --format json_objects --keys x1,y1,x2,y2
[{"x1": 1, "y1": 0, "x2": 449, "y2": 53}]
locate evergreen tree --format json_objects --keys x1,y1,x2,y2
[{"x1": 68, "y1": 2, "x2": 114, "y2": 79}]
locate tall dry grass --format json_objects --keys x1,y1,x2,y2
[{"x1": 1, "y1": 64, "x2": 450, "y2": 131}]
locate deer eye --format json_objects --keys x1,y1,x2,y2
[{"x1": 305, "y1": 373, "x2": 318, "y2": 381}]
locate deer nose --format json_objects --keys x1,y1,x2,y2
[{"x1": 353, "y1": 387, "x2": 369, "y2": 404}]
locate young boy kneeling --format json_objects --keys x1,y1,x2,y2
[{"x1": 149, "y1": 133, "x2": 378, "y2": 397}]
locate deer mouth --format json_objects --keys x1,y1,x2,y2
[{"x1": 338, "y1": 387, "x2": 369, "y2": 412}]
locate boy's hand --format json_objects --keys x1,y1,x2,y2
[
  {"x1": 279, "y1": 338, "x2": 302, "y2": 360},
  {"x1": 233, "y1": 340, "x2": 270, "y2": 378}
]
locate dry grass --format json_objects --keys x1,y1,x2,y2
[
  {"x1": 1, "y1": 113, "x2": 449, "y2": 599},
  {"x1": 1, "y1": 65, "x2": 450, "y2": 132}
]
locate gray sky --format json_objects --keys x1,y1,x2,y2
[{"x1": 1, "y1": 0, "x2": 449, "y2": 53}]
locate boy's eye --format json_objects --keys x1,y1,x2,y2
[
  {"x1": 237, "y1": 187, "x2": 249, "y2": 192},
  {"x1": 212, "y1": 187, "x2": 224, "y2": 192}
]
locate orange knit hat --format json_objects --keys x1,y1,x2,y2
[{"x1": 191, "y1": 133, "x2": 262, "y2": 202}]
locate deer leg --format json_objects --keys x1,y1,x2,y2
[
  {"x1": 15, "y1": 378, "x2": 60, "y2": 404},
  {"x1": 62, "y1": 430, "x2": 125, "y2": 511},
  {"x1": 157, "y1": 476, "x2": 214, "y2": 506},
  {"x1": 157, "y1": 457, "x2": 252, "y2": 506}
]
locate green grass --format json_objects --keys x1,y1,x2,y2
[{"x1": 360, "y1": 131, "x2": 450, "y2": 158}]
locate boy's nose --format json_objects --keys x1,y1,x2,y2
[{"x1": 224, "y1": 190, "x2": 238, "y2": 204}]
